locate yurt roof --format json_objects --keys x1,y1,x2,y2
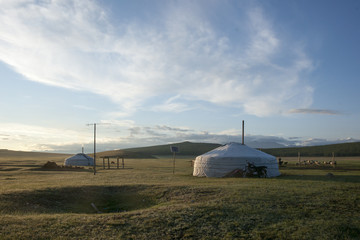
[
  {"x1": 199, "y1": 142, "x2": 275, "y2": 159},
  {"x1": 65, "y1": 153, "x2": 94, "y2": 161}
]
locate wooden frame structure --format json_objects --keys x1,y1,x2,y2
[{"x1": 100, "y1": 155, "x2": 125, "y2": 169}]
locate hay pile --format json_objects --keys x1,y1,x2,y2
[
  {"x1": 41, "y1": 161, "x2": 85, "y2": 170},
  {"x1": 42, "y1": 161, "x2": 60, "y2": 169}
]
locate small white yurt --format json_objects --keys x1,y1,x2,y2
[
  {"x1": 64, "y1": 153, "x2": 94, "y2": 166},
  {"x1": 193, "y1": 142, "x2": 280, "y2": 178}
]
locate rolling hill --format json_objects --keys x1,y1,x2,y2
[
  {"x1": 261, "y1": 141, "x2": 360, "y2": 157},
  {"x1": 96, "y1": 141, "x2": 221, "y2": 158},
  {"x1": 98, "y1": 141, "x2": 360, "y2": 158},
  {"x1": 0, "y1": 149, "x2": 71, "y2": 158},
  {"x1": 2, "y1": 141, "x2": 360, "y2": 159}
]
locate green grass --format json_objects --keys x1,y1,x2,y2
[{"x1": 0, "y1": 153, "x2": 359, "y2": 239}]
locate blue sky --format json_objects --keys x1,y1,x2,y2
[{"x1": 0, "y1": 0, "x2": 359, "y2": 153}]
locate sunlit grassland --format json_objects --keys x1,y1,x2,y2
[{"x1": 0, "y1": 154, "x2": 359, "y2": 239}]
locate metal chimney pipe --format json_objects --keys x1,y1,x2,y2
[{"x1": 242, "y1": 120, "x2": 244, "y2": 145}]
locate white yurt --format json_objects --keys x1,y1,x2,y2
[
  {"x1": 64, "y1": 153, "x2": 94, "y2": 166},
  {"x1": 193, "y1": 142, "x2": 280, "y2": 178}
]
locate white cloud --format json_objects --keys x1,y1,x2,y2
[
  {"x1": 0, "y1": 123, "x2": 91, "y2": 151},
  {"x1": 0, "y1": 0, "x2": 314, "y2": 117},
  {"x1": 73, "y1": 105, "x2": 96, "y2": 111}
]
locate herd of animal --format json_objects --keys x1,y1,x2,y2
[
  {"x1": 296, "y1": 160, "x2": 337, "y2": 167},
  {"x1": 277, "y1": 157, "x2": 337, "y2": 168}
]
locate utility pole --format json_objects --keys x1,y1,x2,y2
[
  {"x1": 87, "y1": 122, "x2": 111, "y2": 175},
  {"x1": 242, "y1": 120, "x2": 245, "y2": 145},
  {"x1": 87, "y1": 123, "x2": 97, "y2": 175},
  {"x1": 170, "y1": 146, "x2": 179, "y2": 174}
]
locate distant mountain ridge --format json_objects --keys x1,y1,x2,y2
[
  {"x1": 0, "y1": 149, "x2": 71, "y2": 158},
  {"x1": 96, "y1": 141, "x2": 221, "y2": 158},
  {"x1": 2, "y1": 141, "x2": 360, "y2": 158},
  {"x1": 98, "y1": 141, "x2": 360, "y2": 158},
  {"x1": 262, "y1": 141, "x2": 360, "y2": 157},
  {"x1": 245, "y1": 141, "x2": 286, "y2": 149}
]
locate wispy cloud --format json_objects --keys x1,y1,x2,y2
[
  {"x1": 289, "y1": 108, "x2": 340, "y2": 115},
  {"x1": 151, "y1": 95, "x2": 194, "y2": 113},
  {"x1": 0, "y1": 0, "x2": 314, "y2": 117},
  {"x1": 245, "y1": 7, "x2": 279, "y2": 63}
]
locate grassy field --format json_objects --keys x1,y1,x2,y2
[{"x1": 0, "y1": 153, "x2": 359, "y2": 239}]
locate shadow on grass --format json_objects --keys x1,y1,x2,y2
[
  {"x1": 0, "y1": 164, "x2": 42, "y2": 168},
  {"x1": 0, "y1": 185, "x2": 216, "y2": 215},
  {"x1": 0, "y1": 185, "x2": 158, "y2": 214},
  {"x1": 97, "y1": 167, "x2": 134, "y2": 170},
  {"x1": 0, "y1": 167, "x2": 22, "y2": 171},
  {"x1": 31, "y1": 167, "x2": 93, "y2": 172},
  {"x1": 277, "y1": 173, "x2": 360, "y2": 183}
]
